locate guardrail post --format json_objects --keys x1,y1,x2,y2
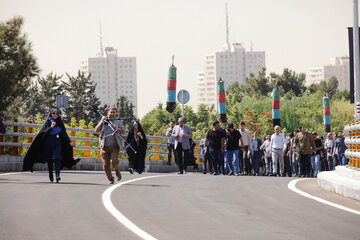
[
  {"x1": 71, "y1": 124, "x2": 76, "y2": 156},
  {"x1": 154, "y1": 133, "x2": 159, "y2": 160},
  {"x1": 194, "y1": 141, "x2": 199, "y2": 164},
  {"x1": 11, "y1": 119, "x2": 19, "y2": 155},
  {"x1": 84, "y1": 126, "x2": 90, "y2": 157},
  {"x1": 27, "y1": 120, "x2": 33, "y2": 151},
  {"x1": 0, "y1": 117, "x2": 5, "y2": 155}
]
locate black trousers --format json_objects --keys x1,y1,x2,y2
[
  {"x1": 300, "y1": 153, "x2": 311, "y2": 177},
  {"x1": 239, "y1": 146, "x2": 249, "y2": 173},
  {"x1": 167, "y1": 143, "x2": 175, "y2": 163},
  {"x1": 203, "y1": 150, "x2": 212, "y2": 173},
  {"x1": 176, "y1": 143, "x2": 190, "y2": 173}
]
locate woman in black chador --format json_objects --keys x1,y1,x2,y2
[
  {"x1": 126, "y1": 121, "x2": 147, "y2": 174},
  {"x1": 23, "y1": 108, "x2": 79, "y2": 183}
]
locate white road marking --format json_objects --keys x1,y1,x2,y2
[
  {"x1": 288, "y1": 178, "x2": 360, "y2": 215},
  {"x1": 102, "y1": 175, "x2": 172, "y2": 240},
  {"x1": 0, "y1": 172, "x2": 22, "y2": 176}
]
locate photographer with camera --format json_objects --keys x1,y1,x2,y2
[
  {"x1": 95, "y1": 107, "x2": 125, "y2": 184},
  {"x1": 165, "y1": 121, "x2": 176, "y2": 166}
]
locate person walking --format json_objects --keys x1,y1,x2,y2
[
  {"x1": 270, "y1": 125, "x2": 287, "y2": 177},
  {"x1": 126, "y1": 121, "x2": 147, "y2": 174},
  {"x1": 333, "y1": 131, "x2": 348, "y2": 166},
  {"x1": 172, "y1": 117, "x2": 193, "y2": 174},
  {"x1": 260, "y1": 134, "x2": 272, "y2": 176},
  {"x1": 95, "y1": 107, "x2": 125, "y2": 184},
  {"x1": 251, "y1": 131, "x2": 262, "y2": 176},
  {"x1": 290, "y1": 130, "x2": 300, "y2": 176},
  {"x1": 238, "y1": 121, "x2": 252, "y2": 175},
  {"x1": 293, "y1": 125, "x2": 316, "y2": 178},
  {"x1": 165, "y1": 121, "x2": 176, "y2": 166},
  {"x1": 225, "y1": 123, "x2": 244, "y2": 176},
  {"x1": 23, "y1": 108, "x2": 78, "y2": 183},
  {"x1": 200, "y1": 138, "x2": 212, "y2": 174},
  {"x1": 311, "y1": 132, "x2": 324, "y2": 177},
  {"x1": 324, "y1": 132, "x2": 335, "y2": 170},
  {"x1": 204, "y1": 120, "x2": 225, "y2": 175}
]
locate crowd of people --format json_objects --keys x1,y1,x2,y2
[
  {"x1": 21, "y1": 108, "x2": 348, "y2": 183},
  {"x1": 166, "y1": 118, "x2": 348, "y2": 178}
]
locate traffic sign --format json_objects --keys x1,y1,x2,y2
[{"x1": 177, "y1": 90, "x2": 190, "y2": 104}]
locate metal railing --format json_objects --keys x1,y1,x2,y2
[{"x1": 0, "y1": 120, "x2": 201, "y2": 162}]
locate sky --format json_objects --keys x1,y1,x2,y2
[{"x1": 0, "y1": 0, "x2": 353, "y2": 118}]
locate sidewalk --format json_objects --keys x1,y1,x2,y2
[{"x1": 317, "y1": 166, "x2": 360, "y2": 201}]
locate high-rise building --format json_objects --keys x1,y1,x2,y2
[
  {"x1": 80, "y1": 47, "x2": 138, "y2": 117},
  {"x1": 197, "y1": 43, "x2": 265, "y2": 106},
  {"x1": 306, "y1": 57, "x2": 350, "y2": 91}
]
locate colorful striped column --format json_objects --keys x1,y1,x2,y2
[
  {"x1": 166, "y1": 56, "x2": 176, "y2": 113},
  {"x1": 323, "y1": 96, "x2": 331, "y2": 133},
  {"x1": 217, "y1": 78, "x2": 227, "y2": 123},
  {"x1": 272, "y1": 86, "x2": 280, "y2": 127}
]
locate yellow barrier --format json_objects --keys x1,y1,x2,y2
[
  {"x1": 71, "y1": 124, "x2": 76, "y2": 156},
  {"x1": 194, "y1": 141, "x2": 199, "y2": 163},
  {"x1": 27, "y1": 120, "x2": 33, "y2": 151},
  {"x1": 11, "y1": 119, "x2": 19, "y2": 155},
  {"x1": 84, "y1": 126, "x2": 90, "y2": 157},
  {"x1": 154, "y1": 133, "x2": 159, "y2": 160}
]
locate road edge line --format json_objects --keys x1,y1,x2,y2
[
  {"x1": 102, "y1": 174, "x2": 172, "y2": 240},
  {"x1": 288, "y1": 178, "x2": 360, "y2": 215}
]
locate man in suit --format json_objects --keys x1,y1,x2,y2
[
  {"x1": 251, "y1": 131, "x2": 263, "y2": 176},
  {"x1": 172, "y1": 117, "x2": 193, "y2": 174}
]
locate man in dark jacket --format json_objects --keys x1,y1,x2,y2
[{"x1": 251, "y1": 131, "x2": 262, "y2": 176}]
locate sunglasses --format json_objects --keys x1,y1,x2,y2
[{"x1": 52, "y1": 112, "x2": 58, "y2": 115}]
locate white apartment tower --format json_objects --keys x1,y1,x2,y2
[
  {"x1": 80, "y1": 47, "x2": 138, "y2": 117},
  {"x1": 306, "y1": 57, "x2": 350, "y2": 91},
  {"x1": 197, "y1": 43, "x2": 265, "y2": 106},
  {"x1": 197, "y1": 4, "x2": 265, "y2": 106}
]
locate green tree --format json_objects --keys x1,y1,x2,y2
[
  {"x1": 115, "y1": 96, "x2": 137, "y2": 129},
  {"x1": 270, "y1": 68, "x2": 306, "y2": 96},
  {"x1": 0, "y1": 17, "x2": 39, "y2": 114},
  {"x1": 61, "y1": 71, "x2": 100, "y2": 124},
  {"x1": 241, "y1": 68, "x2": 272, "y2": 96}
]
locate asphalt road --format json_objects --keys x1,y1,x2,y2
[{"x1": 0, "y1": 171, "x2": 359, "y2": 240}]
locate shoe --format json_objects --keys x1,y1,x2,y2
[
  {"x1": 128, "y1": 168, "x2": 134, "y2": 174},
  {"x1": 167, "y1": 161, "x2": 171, "y2": 166},
  {"x1": 210, "y1": 172, "x2": 214, "y2": 174},
  {"x1": 235, "y1": 173, "x2": 240, "y2": 176},
  {"x1": 255, "y1": 173, "x2": 259, "y2": 176},
  {"x1": 203, "y1": 171, "x2": 207, "y2": 174},
  {"x1": 265, "y1": 173, "x2": 269, "y2": 176},
  {"x1": 117, "y1": 173, "x2": 122, "y2": 181},
  {"x1": 227, "y1": 171, "x2": 233, "y2": 176},
  {"x1": 213, "y1": 172, "x2": 219, "y2": 175},
  {"x1": 49, "y1": 174, "x2": 54, "y2": 182},
  {"x1": 110, "y1": 179, "x2": 114, "y2": 184},
  {"x1": 56, "y1": 177, "x2": 61, "y2": 183},
  {"x1": 178, "y1": 171, "x2": 183, "y2": 174},
  {"x1": 184, "y1": 170, "x2": 187, "y2": 174}
]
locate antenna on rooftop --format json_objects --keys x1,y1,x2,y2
[
  {"x1": 250, "y1": 41, "x2": 254, "y2": 51},
  {"x1": 99, "y1": 21, "x2": 104, "y2": 57},
  {"x1": 225, "y1": 2, "x2": 231, "y2": 51}
]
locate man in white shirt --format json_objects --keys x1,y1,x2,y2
[
  {"x1": 270, "y1": 125, "x2": 287, "y2": 177},
  {"x1": 238, "y1": 121, "x2": 252, "y2": 175}
]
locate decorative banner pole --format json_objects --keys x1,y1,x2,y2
[
  {"x1": 323, "y1": 96, "x2": 331, "y2": 133},
  {"x1": 166, "y1": 55, "x2": 177, "y2": 114},
  {"x1": 272, "y1": 86, "x2": 280, "y2": 127},
  {"x1": 217, "y1": 78, "x2": 227, "y2": 123}
]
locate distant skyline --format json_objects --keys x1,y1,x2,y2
[{"x1": 0, "y1": 0, "x2": 352, "y2": 118}]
